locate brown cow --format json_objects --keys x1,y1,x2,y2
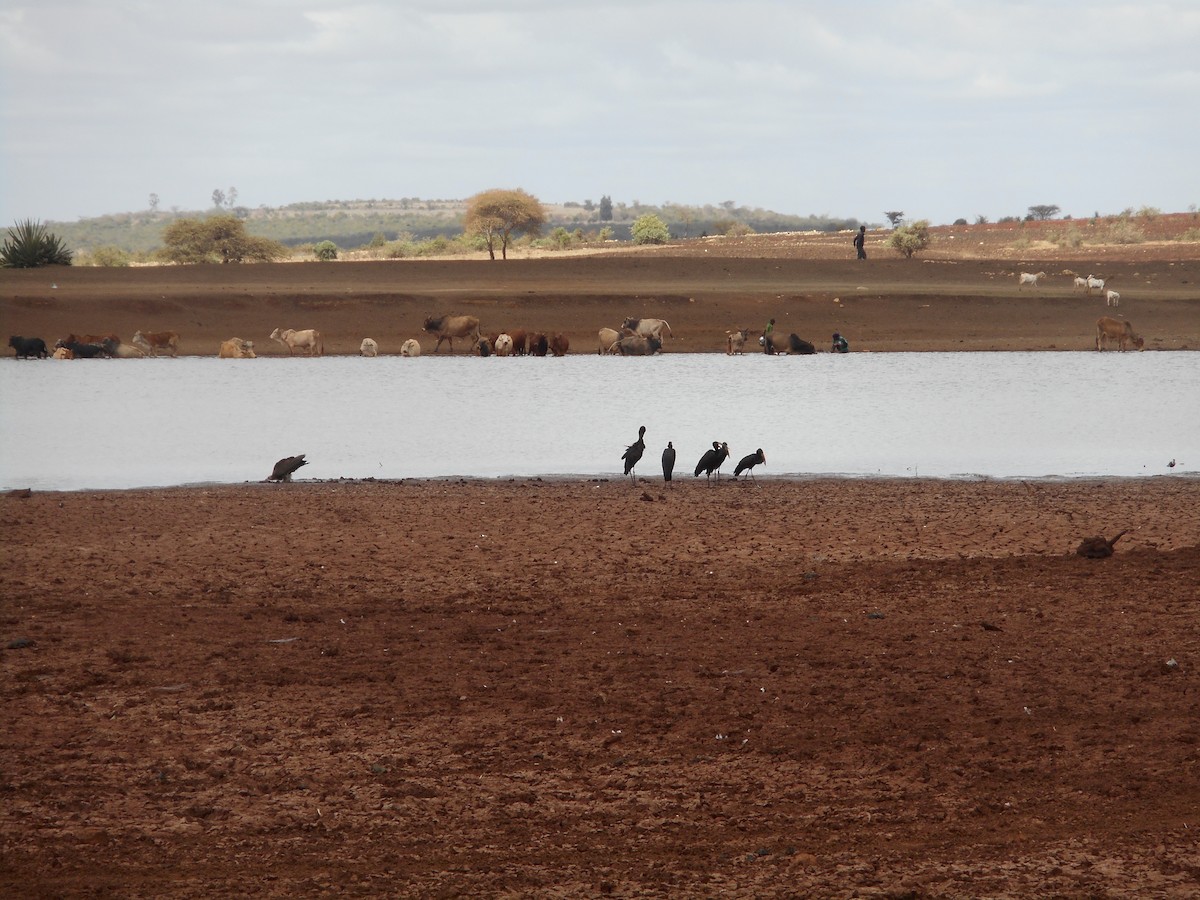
[
  {"x1": 131, "y1": 330, "x2": 180, "y2": 357},
  {"x1": 528, "y1": 333, "x2": 548, "y2": 357},
  {"x1": 1095, "y1": 317, "x2": 1144, "y2": 351},
  {"x1": 598, "y1": 327, "x2": 623, "y2": 354},
  {"x1": 549, "y1": 333, "x2": 570, "y2": 357},
  {"x1": 726, "y1": 328, "x2": 750, "y2": 355},
  {"x1": 423, "y1": 315, "x2": 480, "y2": 353}
]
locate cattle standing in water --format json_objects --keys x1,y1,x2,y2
[
  {"x1": 763, "y1": 333, "x2": 816, "y2": 355},
  {"x1": 726, "y1": 329, "x2": 750, "y2": 355},
  {"x1": 528, "y1": 333, "x2": 549, "y2": 357},
  {"x1": 612, "y1": 335, "x2": 662, "y2": 356},
  {"x1": 132, "y1": 330, "x2": 180, "y2": 358},
  {"x1": 359, "y1": 338, "x2": 379, "y2": 357},
  {"x1": 54, "y1": 339, "x2": 109, "y2": 359},
  {"x1": 269, "y1": 327, "x2": 322, "y2": 357},
  {"x1": 598, "y1": 327, "x2": 623, "y2": 354},
  {"x1": 400, "y1": 339, "x2": 421, "y2": 357},
  {"x1": 622, "y1": 317, "x2": 673, "y2": 343},
  {"x1": 8, "y1": 336, "x2": 48, "y2": 359},
  {"x1": 549, "y1": 333, "x2": 570, "y2": 357},
  {"x1": 422, "y1": 315, "x2": 481, "y2": 354}
]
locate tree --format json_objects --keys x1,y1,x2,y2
[
  {"x1": 226, "y1": 186, "x2": 238, "y2": 209},
  {"x1": 148, "y1": 193, "x2": 160, "y2": 212},
  {"x1": 884, "y1": 211, "x2": 905, "y2": 227},
  {"x1": 887, "y1": 219, "x2": 931, "y2": 258},
  {"x1": 598, "y1": 195, "x2": 613, "y2": 222},
  {"x1": 1027, "y1": 204, "x2": 1060, "y2": 221},
  {"x1": 463, "y1": 188, "x2": 546, "y2": 260},
  {"x1": 313, "y1": 240, "x2": 338, "y2": 261},
  {"x1": 1, "y1": 219, "x2": 73, "y2": 267},
  {"x1": 631, "y1": 213, "x2": 670, "y2": 245},
  {"x1": 211, "y1": 188, "x2": 226, "y2": 209},
  {"x1": 161, "y1": 215, "x2": 288, "y2": 264}
]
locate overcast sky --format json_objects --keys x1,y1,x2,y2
[{"x1": 2, "y1": 1, "x2": 1197, "y2": 227}]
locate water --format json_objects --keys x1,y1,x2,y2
[{"x1": 1, "y1": 352, "x2": 1195, "y2": 491}]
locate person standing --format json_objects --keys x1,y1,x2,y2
[{"x1": 853, "y1": 225, "x2": 867, "y2": 260}]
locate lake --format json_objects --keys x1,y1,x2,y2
[{"x1": 0, "y1": 351, "x2": 1195, "y2": 491}]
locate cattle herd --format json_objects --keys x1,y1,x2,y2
[{"x1": 8, "y1": 283, "x2": 1148, "y2": 359}]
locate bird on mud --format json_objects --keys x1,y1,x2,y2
[
  {"x1": 694, "y1": 441, "x2": 730, "y2": 483},
  {"x1": 733, "y1": 448, "x2": 766, "y2": 481},
  {"x1": 268, "y1": 454, "x2": 308, "y2": 483},
  {"x1": 622, "y1": 426, "x2": 646, "y2": 482},
  {"x1": 662, "y1": 441, "x2": 676, "y2": 482},
  {"x1": 1075, "y1": 529, "x2": 1129, "y2": 559}
]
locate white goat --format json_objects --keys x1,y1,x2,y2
[
  {"x1": 1073, "y1": 276, "x2": 1089, "y2": 291},
  {"x1": 1106, "y1": 290, "x2": 1120, "y2": 308},
  {"x1": 1086, "y1": 275, "x2": 1106, "y2": 294},
  {"x1": 1018, "y1": 271, "x2": 1046, "y2": 288}
]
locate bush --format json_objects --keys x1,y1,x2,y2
[
  {"x1": 161, "y1": 215, "x2": 288, "y2": 264},
  {"x1": 1106, "y1": 219, "x2": 1144, "y2": 244},
  {"x1": 887, "y1": 220, "x2": 931, "y2": 258},
  {"x1": 1056, "y1": 226, "x2": 1083, "y2": 249},
  {"x1": 1, "y1": 219, "x2": 73, "y2": 268},
  {"x1": 631, "y1": 213, "x2": 670, "y2": 245},
  {"x1": 83, "y1": 245, "x2": 131, "y2": 267},
  {"x1": 313, "y1": 240, "x2": 339, "y2": 261}
]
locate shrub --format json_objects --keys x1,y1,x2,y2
[
  {"x1": 84, "y1": 245, "x2": 131, "y2": 267},
  {"x1": 599, "y1": 226, "x2": 614, "y2": 242},
  {"x1": 725, "y1": 222, "x2": 756, "y2": 237},
  {"x1": 887, "y1": 220, "x2": 931, "y2": 258},
  {"x1": 631, "y1": 213, "x2": 670, "y2": 245},
  {"x1": 1056, "y1": 226, "x2": 1083, "y2": 249},
  {"x1": 953, "y1": 218, "x2": 968, "y2": 226},
  {"x1": 314, "y1": 240, "x2": 339, "y2": 261},
  {"x1": 1106, "y1": 219, "x2": 1144, "y2": 244},
  {"x1": 1, "y1": 219, "x2": 73, "y2": 268}
]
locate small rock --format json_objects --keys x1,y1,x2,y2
[{"x1": 6, "y1": 637, "x2": 34, "y2": 650}]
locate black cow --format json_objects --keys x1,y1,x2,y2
[
  {"x1": 54, "y1": 339, "x2": 110, "y2": 359},
  {"x1": 763, "y1": 333, "x2": 817, "y2": 355},
  {"x1": 8, "y1": 336, "x2": 49, "y2": 359}
]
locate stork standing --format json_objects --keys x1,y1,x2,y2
[
  {"x1": 622, "y1": 426, "x2": 646, "y2": 482},
  {"x1": 662, "y1": 442, "x2": 676, "y2": 482},
  {"x1": 694, "y1": 441, "x2": 730, "y2": 483},
  {"x1": 733, "y1": 448, "x2": 766, "y2": 481}
]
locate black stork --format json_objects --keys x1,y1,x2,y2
[
  {"x1": 269, "y1": 454, "x2": 308, "y2": 482},
  {"x1": 662, "y1": 441, "x2": 676, "y2": 482},
  {"x1": 694, "y1": 441, "x2": 730, "y2": 483},
  {"x1": 733, "y1": 448, "x2": 766, "y2": 481},
  {"x1": 621, "y1": 426, "x2": 646, "y2": 482}
]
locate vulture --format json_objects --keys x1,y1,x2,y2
[
  {"x1": 621, "y1": 426, "x2": 646, "y2": 481},
  {"x1": 269, "y1": 454, "x2": 308, "y2": 483}
]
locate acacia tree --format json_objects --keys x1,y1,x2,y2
[
  {"x1": 884, "y1": 210, "x2": 905, "y2": 227},
  {"x1": 1027, "y1": 204, "x2": 1061, "y2": 221},
  {"x1": 463, "y1": 188, "x2": 546, "y2": 260},
  {"x1": 161, "y1": 215, "x2": 288, "y2": 264}
]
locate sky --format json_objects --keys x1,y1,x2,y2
[{"x1": 2, "y1": 0, "x2": 1197, "y2": 227}]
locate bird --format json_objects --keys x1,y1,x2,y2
[
  {"x1": 1075, "y1": 529, "x2": 1129, "y2": 559},
  {"x1": 694, "y1": 441, "x2": 730, "y2": 482},
  {"x1": 1168, "y1": 458, "x2": 1176, "y2": 468},
  {"x1": 269, "y1": 454, "x2": 308, "y2": 482},
  {"x1": 733, "y1": 448, "x2": 766, "y2": 480},
  {"x1": 662, "y1": 441, "x2": 676, "y2": 482},
  {"x1": 621, "y1": 426, "x2": 646, "y2": 481}
]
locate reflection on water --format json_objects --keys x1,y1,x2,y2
[{"x1": 1, "y1": 352, "x2": 1196, "y2": 490}]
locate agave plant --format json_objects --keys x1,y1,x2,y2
[{"x1": 1, "y1": 219, "x2": 74, "y2": 268}]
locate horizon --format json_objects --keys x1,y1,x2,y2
[{"x1": 3, "y1": 2, "x2": 1197, "y2": 227}]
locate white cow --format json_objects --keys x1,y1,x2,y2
[
  {"x1": 493, "y1": 334, "x2": 514, "y2": 356},
  {"x1": 400, "y1": 338, "x2": 421, "y2": 357},
  {"x1": 360, "y1": 338, "x2": 379, "y2": 357}
]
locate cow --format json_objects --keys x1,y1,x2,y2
[
  {"x1": 269, "y1": 327, "x2": 322, "y2": 356},
  {"x1": 1095, "y1": 317, "x2": 1144, "y2": 352},
  {"x1": 493, "y1": 334, "x2": 514, "y2": 356},
  {"x1": 726, "y1": 328, "x2": 750, "y2": 355},
  {"x1": 400, "y1": 339, "x2": 421, "y2": 357},
  {"x1": 360, "y1": 338, "x2": 379, "y2": 357},
  {"x1": 528, "y1": 333, "x2": 549, "y2": 357},
  {"x1": 54, "y1": 339, "x2": 109, "y2": 359},
  {"x1": 598, "y1": 327, "x2": 623, "y2": 354},
  {"x1": 218, "y1": 338, "x2": 256, "y2": 359},
  {"x1": 52, "y1": 346, "x2": 74, "y2": 359},
  {"x1": 763, "y1": 333, "x2": 816, "y2": 355},
  {"x1": 1017, "y1": 271, "x2": 1046, "y2": 289},
  {"x1": 549, "y1": 333, "x2": 570, "y2": 357},
  {"x1": 612, "y1": 335, "x2": 662, "y2": 356},
  {"x1": 8, "y1": 336, "x2": 48, "y2": 359},
  {"x1": 622, "y1": 317, "x2": 673, "y2": 342},
  {"x1": 65, "y1": 332, "x2": 120, "y2": 348},
  {"x1": 132, "y1": 330, "x2": 180, "y2": 358},
  {"x1": 422, "y1": 315, "x2": 480, "y2": 353},
  {"x1": 507, "y1": 329, "x2": 528, "y2": 356}
]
